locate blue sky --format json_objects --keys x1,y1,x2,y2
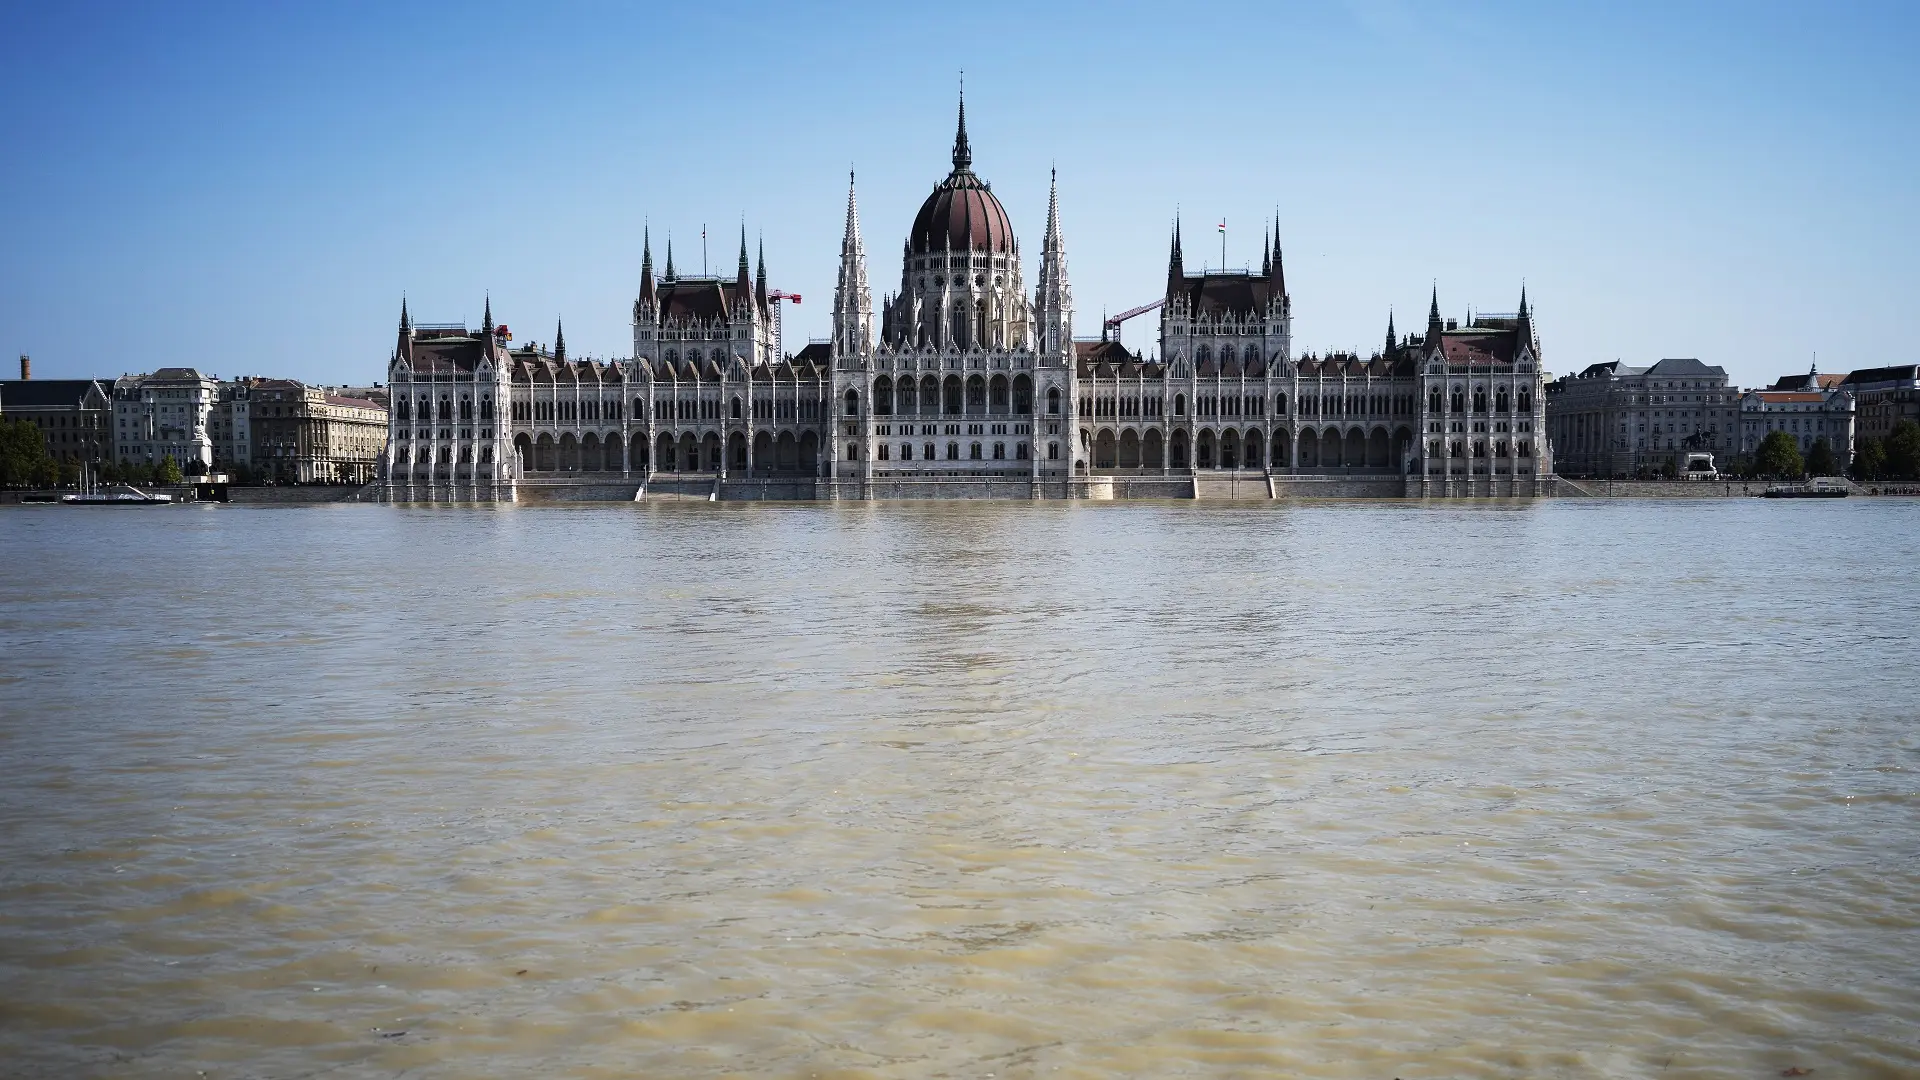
[{"x1": 1, "y1": 1, "x2": 1913, "y2": 389}]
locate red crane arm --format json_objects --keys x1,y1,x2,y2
[{"x1": 1103, "y1": 298, "x2": 1164, "y2": 329}]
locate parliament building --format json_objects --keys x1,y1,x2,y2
[{"x1": 383, "y1": 96, "x2": 1552, "y2": 502}]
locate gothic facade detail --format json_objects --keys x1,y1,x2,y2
[{"x1": 384, "y1": 92, "x2": 1551, "y2": 501}]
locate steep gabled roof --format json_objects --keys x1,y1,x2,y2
[
  {"x1": 0, "y1": 379, "x2": 110, "y2": 409},
  {"x1": 1169, "y1": 272, "x2": 1281, "y2": 318}
]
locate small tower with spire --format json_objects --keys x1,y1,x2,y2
[
  {"x1": 832, "y1": 171, "x2": 873, "y2": 358},
  {"x1": 1167, "y1": 218, "x2": 1185, "y2": 295},
  {"x1": 1427, "y1": 284, "x2": 1443, "y2": 343},
  {"x1": 395, "y1": 295, "x2": 412, "y2": 363},
  {"x1": 553, "y1": 318, "x2": 566, "y2": 363},
  {"x1": 1036, "y1": 168, "x2": 1073, "y2": 357},
  {"x1": 735, "y1": 225, "x2": 752, "y2": 303}
]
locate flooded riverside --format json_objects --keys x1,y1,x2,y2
[{"x1": 1, "y1": 500, "x2": 1916, "y2": 1079}]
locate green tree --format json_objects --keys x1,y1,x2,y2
[
  {"x1": 1887, "y1": 419, "x2": 1920, "y2": 481},
  {"x1": 1805, "y1": 437, "x2": 1837, "y2": 477},
  {"x1": 1851, "y1": 437, "x2": 1885, "y2": 481},
  {"x1": 1754, "y1": 430, "x2": 1805, "y2": 479},
  {"x1": 57, "y1": 461, "x2": 81, "y2": 487},
  {"x1": 155, "y1": 455, "x2": 184, "y2": 485},
  {"x1": 0, "y1": 418, "x2": 52, "y2": 487},
  {"x1": 96, "y1": 459, "x2": 123, "y2": 484}
]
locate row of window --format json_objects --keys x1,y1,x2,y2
[
  {"x1": 397, "y1": 395, "x2": 494, "y2": 422},
  {"x1": 862, "y1": 441, "x2": 1037, "y2": 462},
  {"x1": 395, "y1": 446, "x2": 498, "y2": 465},
  {"x1": 1426, "y1": 439, "x2": 1536, "y2": 458}
]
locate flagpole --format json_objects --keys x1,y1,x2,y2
[
  {"x1": 1220, "y1": 219, "x2": 1226, "y2": 271},
  {"x1": 702, "y1": 225, "x2": 708, "y2": 276}
]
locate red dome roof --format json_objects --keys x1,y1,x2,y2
[
  {"x1": 910, "y1": 175, "x2": 1013, "y2": 255},
  {"x1": 907, "y1": 92, "x2": 1014, "y2": 255}
]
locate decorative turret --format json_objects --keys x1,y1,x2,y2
[
  {"x1": 1167, "y1": 218, "x2": 1185, "y2": 294},
  {"x1": 832, "y1": 171, "x2": 872, "y2": 358},
  {"x1": 664, "y1": 237, "x2": 676, "y2": 281},
  {"x1": 482, "y1": 294, "x2": 494, "y2": 336},
  {"x1": 1036, "y1": 168, "x2": 1073, "y2": 357},
  {"x1": 553, "y1": 318, "x2": 566, "y2": 362},
  {"x1": 735, "y1": 225, "x2": 752, "y2": 300},
  {"x1": 1271, "y1": 226, "x2": 1287, "y2": 304},
  {"x1": 1427, "y1": 285, "x2": 1443, "y2": 342},
  {"x1": 1262, "y1": 227, "x2": 1272, "y2": 276},
  {"x1": 1385, "y1": 309, "x2": 1397, "y2": 355},
  {"x1": 639, "y1": 227, "x2": 657, "y2": 307},
  {"x1": 755, "y1": 238, "x2": 767, "y2": 312},
  {"x1": 952, "y1": 84, "x2": 972, "y2": 173}
]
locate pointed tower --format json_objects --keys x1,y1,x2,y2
[
  {"x1": 1516, "y1": 284, "x2": 1541, "y2": 360},
  {"x1": 735, "y1": 225, "x2": 752, "y2": 301},
  {"x1": 482, "y1": 294, "x2": 494, "y2": 336},
  {"x1": 1385, "y1": 309, "x2": 1397, "y2": 355},
  {"x1": 1036, "y1": 168, "x2": 1074, "y2": 357},
  {"x1": 1262, "y1": 227, "x2": 1272, "y2": 276},
  {"x1": 832, "y1": 171, "x2": 873, "y2": 358},
  {"x1": 1427, "y1": 285, "x2": 1443, "y2": 343},
  {"x1": 1167, "y1": 218, "x2": 1185, "y2": 295},
  {"x1": 639, "y1": 227, "x2": 657, "y2": 307},
  {"x1": 553, "y1": 318, "x2": 566, "y2": 362},
  {"x1": 755, "y1": 238, "x2": 768, "y2": 312},
  {"x1": 953, "y1": 83, "x2": 972, "y2": 174},
  {"x1": 664, "y1": 237, "x2": 676, "y2": 280},
  {"x1": 1271, "y1": 228, "x2": 1287, "y2": 302},
  {"x1": 395, "y1": 296, "x2": 412, "y2": 362}
]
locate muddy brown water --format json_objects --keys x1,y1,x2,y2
[{"x1": 1, "y1": 500, "x2": 1916, "y2": 1078}]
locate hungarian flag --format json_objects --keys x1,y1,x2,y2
[{"x1": 1217, "y1": 220, "x2": 1226, "y2": 234}]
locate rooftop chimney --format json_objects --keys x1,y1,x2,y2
[{"x1": 18, "y1": 354, "x2": 29, "y2": 381}]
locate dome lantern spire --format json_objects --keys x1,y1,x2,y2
[{"x1": 952, "y1": 75, "x2": 971, "y2": 174}]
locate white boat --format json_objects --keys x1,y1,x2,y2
[{"x1": 61, "y1": 483, "x2": 172, "y2": 505}]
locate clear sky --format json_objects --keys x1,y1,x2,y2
[{"x1": 2, "y1": 1, "x2": 1913, "y2": 389}]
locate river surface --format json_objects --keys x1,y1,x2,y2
[{"x1": 1, "y1": 499, "x2": 1917, "y2": 1079}]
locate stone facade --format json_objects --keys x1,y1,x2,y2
[
  {"x1": 112, "y1": 367, "x2": 219, "y2": 472},
  {"x1": 383, "y1": 300, "x2": 515, "y2": 501},
  {"x1": 1739, "y1": 369, "x2": 1854, "y2": 470},
  {"x1": 385, "y1": 93, "x2": 1552, "y2": 501},
  {"x1": 1546, "y1": 358, "x2": 1739, "y2": 478},
  {"x1": 250, "y1": 378, "x2": 389, "y2": 483},
  {"x1": 0, "y1": 359, "x2": 111, "y2": 465},
  {"x1": 1838, "y1": 364, "x2": 1920, "y2": 450}
]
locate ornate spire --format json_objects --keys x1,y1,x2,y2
[
  {"x1": 1385, "y1": 309, "x2": 1396, "y2": 354},
  {"x1": 841, "y1": 170, "x2": 863, "y2": 257},
  {"x1": 1427, "y1": 284, "x2": 1443, "y2": 340},
  {"x1": 1037, "y1": 167, "x2": 1072, "y2": 355},
  {"x1": 554, "y1": 318, "x2": 566, "y2": 362},
  {"x1": 639, "y1": 226, "x2": 656, "y2": 304},
  {"x1": 833, "y1": 170, "x2": 872, "y2": 357},
  {"x1": 755, "y1": 237, "x2": 767, "y2": 310},
  {"x1": 1167, "y1": 217, "x2": 1185, "y2": 291},
  {"x1": 1270, "y1": 218, "x2": 1287, "y2": 299},
  {"x1": 1262, "y1": 227, "x2": 1272, "y2": 276},
  {"x1": 665, "y1": 236, "x2": 676, "y2": 280},
  {"x1": 952, "y1": 78, "x2": 972, "y2": 173},
  {"x1": 1518, "y1": 283, "x2": 1529, "y2": 318},
  {"x1": 482, "y1": 293, "x2": 494, "y2": 335},
  {"x1": 736, "y1": 223, "x2": 751, "y2": 297}
]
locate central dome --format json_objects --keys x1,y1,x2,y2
[{"x1": 907, "y1": 95, "x2": 1014, "y2": 255}]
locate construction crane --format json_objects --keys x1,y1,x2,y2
[
  {"x1": 1102, "y1": 298, "x2": 1164, "y2": 350},
  {"x1": 768, "y1": 290, "x2": 801, "y2": 360}
]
